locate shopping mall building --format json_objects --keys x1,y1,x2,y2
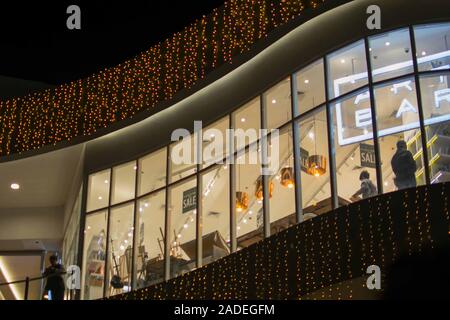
[{"x1": 0, "y1": 0, "x2": 449, "y2": 300}]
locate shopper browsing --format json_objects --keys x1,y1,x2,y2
[{"x1": 351, "y1": 170, "x2": 378, "y2": 202}]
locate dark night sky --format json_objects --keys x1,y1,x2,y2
[{"x1": 0, "y1": 1, "x2": 225, "y2": 85}]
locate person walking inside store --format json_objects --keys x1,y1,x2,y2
[
  {"x1": 391, "y1": 140, "x2": 417, "y2": 190},
  {"x1": 351, "y1": 170, "x2": 378, "y2": 202},
  {"x1": 43, "y1": 255, "x2": 66, "y2": 300}
]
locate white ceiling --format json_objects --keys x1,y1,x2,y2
[{"x1": 0, "y1": 144, "x2": 84, "y2": 209}]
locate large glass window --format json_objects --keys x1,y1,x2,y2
[
  {"x1": 168, "y1": 178, "x2": 197, "y2": 279},
  {"x1": 269, "y1": 125, "x2": 296, "y2": 231},
  {"x1": 232, "y1": 97, "x2": 261, "y2": 151},
  {"x1": 295, "y1": 59, "x2": 326, "y2": 116},
  {"x1": 81, "y1": 210, "x2": 107, "y2": 300},
  {"x1": 374, "y1": 77, "x2": 420, "y2": 136},
  {"x1": 331, "y1": 90, "x2": 378, "y2": 204},
  {"x1": 202, "y1": 117, "x2": 230, "y2": 169},
  {"x1": 81, "y1": 22, "x2": 450, "y2": 299},
  {"x1": 369, "y1": 28, "x2": 414, "y2": 82},
  {"x1": 379, "y1": 129, "x2": 426, "y2": 192},
  {"x1": 414, "y1": 23, "x2": 450, "y2": 72},
  {"x1": 134, "y1": 191, "x2": 166, "y2": 289},
  {"x1": 420, "y1": 72, "x2": 450, "y2": 126},
  {"x1": 87, "y1": 170, "x2": 110, "y2": 212},
  {"x1": 327, "y1": 40, "x2": 368, "y2": 99},
  {"x1": 106, "y1": 203, "x2": 135, "y2": 297},
  {"x1": 169, "y1": 136, "x2": 196, "y2": 184},
  {"x1": 235, "y1": 147, "x2": 263, "y2": 249},
  {"x1": 200, "y1": 165, "x2": 230, "y2": 266},
  {"x1": 264, "y1": 78, "x2": 292, "y2": 130},
  {"x1": 111, "y1": 161, "x2": 137, "y2": 205},
  {"x1": 138, "y1": 148, "x2": 167, "y2": 196},
  {"x1": 425, "y1": 121, "x2": 450, "y2": 184},
  {"x1": 421, "y1": 72, "x2": 450, "y2": 184},
  {"x1": 297, "y1": 107, "x2": 331, "y2": 218}
]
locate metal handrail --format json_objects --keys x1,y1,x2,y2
[{"x1": 0, "y1": 272, "x2": 69, "y2": 300}]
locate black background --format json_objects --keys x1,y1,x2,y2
[{"x1": 0, "y1": 1, "x2": 224, "y2": 85}]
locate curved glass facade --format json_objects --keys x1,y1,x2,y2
[{"x1": 80, "y1": 22, "x2": 450, "y2": 299}]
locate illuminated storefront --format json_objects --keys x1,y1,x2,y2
[{"x1": 80, "y1": 20, "x2": 450, "y2": 299}]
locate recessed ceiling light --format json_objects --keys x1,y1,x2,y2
[
  {"x1": 241, "y1": 118, "x2": 246, "y2": 123},
  {"x1": 385, "y1": 41, "x2": 390, "y2": 46},
  {"x1": 272, "y1": 99, "x2": 277, "y2": 104},
  {"x1": 340, "y1": 59, "x2": 346, "y2": 64},
  {"x1": 133, "y1": 165, "x2": 137, "y2": 170},
  {"x1": 10, "y1": 183, "x2": 20, "y2": 190},
  {"x1": 304, "y1": 79, "x2": 309, "y2": 84},
  {"x1": 421, "y1": 51, "x2": 427, "y2": 56},
  {"x1": 104, "y1": 180, "x2": 109, "y2": 184},
  {"x1": 98, "y1": 196, "x2": 103, "y2": 200}
]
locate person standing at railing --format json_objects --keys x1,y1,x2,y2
[{"x1": 42, "y1": 255, "x2": 66, "y2": 301}]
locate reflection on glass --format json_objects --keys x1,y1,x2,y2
[
  {"x1": 107, "y1": 203, "x2": 134, "y2": 297},
  {"x1": 327, "y1": 40, "x2": 368, "y2": 99},
  {"x1": 374, "y1": 77, "x2": 420, "y2": 136},
  {"x1": 379, "y1": 129, "x2": 425, "y2": 193},
  {"x1": 332, "y1": 94, "x2": 378, "y2": 204},
  {"x1": 269, "y1": 125, "x2": 296, "y2": 231},
  {"x1": 170, "y1": 137, "x2": 197, "y2": 184},
  {"x1": 168, "y1": 178, "x2": 197, "y2": 279},
  {"x1": 414, "y1": 23, "x2": 450, "y2": 72},
  {"x1": 81, "y1": 211, "x2": 107, "y2": 300},
  {"x1": 202, "y1": 117, "x2": 230, "y2": 169},
  {"x1": 200, "y1": 165, "x2": 230, "y2": 266},
  {"x1": 298, "y1": 107, "x2": 331, "y2": 219},
  {"x1": 425, "y1": 121, "x2": 450, "y2": 184},
  {"x1": 296, "y1": 59, "x2": 326, "y2": 116},
  {"x1": 419, "y1": 73, "x2": 450, "y2": 126},
  {"x1": 111, "y1": 162, "x2": 137, "y2": 205},
  {"x1": 138, "y1": 148, "x2": 167, "y2": 196},
  {"x1": 87, "y1": 170, "x2": 110, "y2": 212},
  {"x1": 134, "y1": 191, "x2": 166, "y2": 289},
  {"x1": 264, "y1": 78, "x2": 292, "y2": 130},
  {"x1": 235, "y1": 147, "x2": 263, "y2": 249},
  {"x1": 369, "y1": 28, "x2": 414, "y2": 82},
  {"x1": 232, "y1": 97, "x2": 261, "y2": 151}
]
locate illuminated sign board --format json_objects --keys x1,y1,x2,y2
[{"x1": 335, "y1": 51, "x2": 450, "y2": 146}]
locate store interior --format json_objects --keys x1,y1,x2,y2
[{"x1": 80, "y1": 22, "x2": 450, "y2": 299}]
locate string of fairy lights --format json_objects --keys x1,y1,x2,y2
[
  {"x1": 107, "y1": 183, "x2": 449, "y2": 300},
  {"x1": 0, "y1": 0, "x2": 326, "y2": 157}
]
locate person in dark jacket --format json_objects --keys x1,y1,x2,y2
[
  {"x1": 391, "y1": 140, "x2": 417, "y2": 190},
  {"x1": 43, "y1": 255, "x2": 66, "y2": 300}
]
